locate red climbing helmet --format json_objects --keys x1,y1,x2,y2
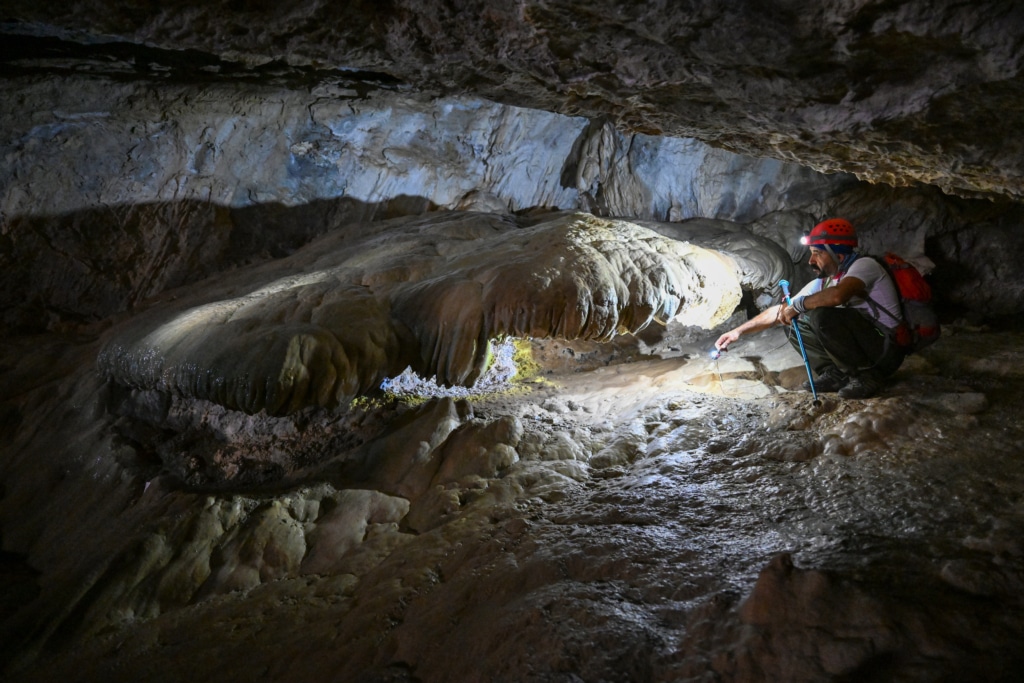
[{"x1": 801, "y1": 218, "x2": 858, "y2": 248}]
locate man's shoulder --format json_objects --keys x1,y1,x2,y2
[
  {"x1": 846, "y1": 255, "x2": 886, "y2": 279},
  {"x1": 851, "y1": 254, "x2": 885, "y2": 269}
]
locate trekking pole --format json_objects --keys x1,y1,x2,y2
[{"x1": 779, "y1": 279, "x2": 818, "y2": 403}]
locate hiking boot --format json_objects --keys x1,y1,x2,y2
[
  {"x1": 839, "y1": 374, "x2": 884, "y2": 399},
  {"x1": 804, "y1": 366, "x2": 848, "y2": 393}
]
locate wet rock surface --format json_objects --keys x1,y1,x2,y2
[{"x1": 4, "y1": 316, "x2": 1024, "y2": 681}]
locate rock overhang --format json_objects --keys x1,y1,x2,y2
[
  {"x1": 96, "y1": 211, "x2": 765, "y2": 415},
  {"x1": 4, "y1": 0, "x2": 1024, "y2": 200}
]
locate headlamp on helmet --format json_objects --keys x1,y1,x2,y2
[{"x1": 801, "y1": 218, "x2": 858, "y2": 248}]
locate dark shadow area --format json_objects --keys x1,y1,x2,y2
[
  {"x1": 923, "y1": 195, "x2": 1024, "y2": 325},
  {"x1": 0, "y1": 30, "x2": 403, "y2": 92},
  {"x1": 0, "y1": 540, "x2": 40, "y2": 668},
  {"x1": 925, "y1": 209, "x2": 1024, "y2": 326},
  {"x1": 0, "y1": 195, "x2": 437, "y2": 336}
]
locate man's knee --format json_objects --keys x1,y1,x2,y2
[{"x1": 806, "y1": 307, "x2": 852, "y2": 336}]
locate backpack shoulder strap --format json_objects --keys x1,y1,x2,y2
[{"x1": 860, "y1": 255, "x2": 905, "y2": 328}]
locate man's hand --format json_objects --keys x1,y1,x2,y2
[
  {"x1": 780, "y1": 305, "x2": 799, "y2": 324},
  {"x1": 715, "y1": 330, "x2": 740, "y2": 351},
  {"x1": 714, "y1": 302, "x2": 790, "y2": 351}
]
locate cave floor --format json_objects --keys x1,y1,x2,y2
[{"x1": 4, "y1": 325, "x2": 1024, "y2": 681}]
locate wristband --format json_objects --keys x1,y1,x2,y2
[{"x1": 791, "y1": 295, "x2": 808, "y2": 313}]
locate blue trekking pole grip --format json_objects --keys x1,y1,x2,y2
[{"x1": 779, "y1": 279, "x2": 818, "y2": 401}]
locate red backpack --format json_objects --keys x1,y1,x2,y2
[{"x1": 872, "y1": 253, "x2": 941, "y2": 352}]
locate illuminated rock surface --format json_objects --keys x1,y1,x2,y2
[
  {"x1": 96, "y1": 211, "x2": 745, "y2": 415},
  {"x1": 0, "y1": 75, "x2": 842, "y2": 334}
]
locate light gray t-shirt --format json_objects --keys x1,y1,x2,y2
[{"x1": 795, "y1": 255, "x2": 903, "y2": 330}]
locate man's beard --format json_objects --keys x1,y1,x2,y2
[{"x1": 810, "y1": 264, "x2": 823, "y2": 277}]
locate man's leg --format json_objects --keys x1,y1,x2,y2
[
  {"x1": 788, "y1": 314, "x2": 838, "y2": 374},
  {"x1": 799, "y1": 308, "x2": 905, "y2": 397},
  {"x1": 787, "y1": 314, "x2": 850, "y2": 392},
  {"x1": 804, "y1": 307, "x2": 886, "y2": 373}
]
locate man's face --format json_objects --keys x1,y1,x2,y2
[{"x1": 808, "y1": 247, "x2": 836, "y2": 277}]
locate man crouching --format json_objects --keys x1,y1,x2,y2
[{"x1": 714, "y1": 218, "x2": 905, "y2": 399}]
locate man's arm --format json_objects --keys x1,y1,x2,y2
[
  {"x1": 790, "y1": 276, "x2": 865, "y2": 313},
  {"x1": 715, "y1": 303, "x2": 785, "y2": 351},
  {"x1": 716, "y1": 275, "x2": 868, "y2": 351}
]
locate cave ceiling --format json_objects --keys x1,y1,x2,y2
[{"x1": 4, "y1": 0, "x2": 1024, "y2": 201}]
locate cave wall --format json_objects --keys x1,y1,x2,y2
[
  {"x1": 5, "y1": 68, "x2": 1024, "y2": 334},
  {"x1": 0, "y1": 74, "x2": 849, "y2": 223},
  {"x1": 1, "y1": 68, "x2": 855, "y2": 334},
  {"x1": 5, "y1": 1, "x2": 1024, "y2": 333}
]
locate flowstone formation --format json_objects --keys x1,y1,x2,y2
[{"x1": 97, "y1": 211, "x2": 754, "y2": 415}]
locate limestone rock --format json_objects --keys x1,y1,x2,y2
[
  {"x1": 97, "y1": 211, "x2": 745, "y2": 414},
  {"x1": 5, "y1": 1, "x2": 1024, "y2": 198}
]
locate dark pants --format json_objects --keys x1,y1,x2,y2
[{"x1": 788, "y1": 307, "x2": 905, "y2": 378}]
